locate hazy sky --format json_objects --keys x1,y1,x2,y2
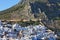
[{"x1": 0, "y1": 0, "x2": 20, "y2": 11}]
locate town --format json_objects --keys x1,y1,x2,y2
[{"x1": 0, "y1": 20, "x2": 57, "y2": 40}]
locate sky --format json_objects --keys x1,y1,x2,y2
[{"x1": 0, "y1": 0, "x2": 20, "y2": 11}]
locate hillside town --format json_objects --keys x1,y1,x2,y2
[
  {"x1": 0, "y1": 20, "x2": 57, "y2": 40},
  {"x1": 0, "y1": 0, "x2": 60, "y2": 40}
]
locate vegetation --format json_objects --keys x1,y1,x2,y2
[
  {"x1": 8, "y1": 20, "x2": 40, "y2": 27},
  {"x1": 18, "y1": 20, "x2": 40, "y2": 27},
  {"x1": 53, "y1": 17, "x2": 60, "y2": 20},
  {"x1": 0, "y1": 13, "x2": 11, "y2": 20},
  {"x1": 0, "y1": 0, "x2": 26, "y2": 20}
]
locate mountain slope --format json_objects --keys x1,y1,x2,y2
[
  {"x1": 0, "y1": 0, "x2": 34, "y2": 20},
  {"x1": 0, "y1": 0, "x2": 60, "y2": 20},
  {"x1": 0, "y1": 0, "x2": 48, "y2": 20}
]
